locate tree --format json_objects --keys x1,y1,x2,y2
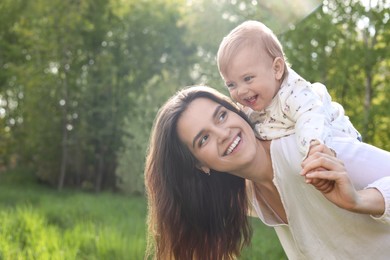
[
  {"x1": 115, "y1": 0, "x2": 197, "y2": 194},
  {"x1": 1, "y1": 0, "x2": 388, "y2": 192},
  {"x1": 281, "y1": 0, "x2": 390, "y2": 148}
]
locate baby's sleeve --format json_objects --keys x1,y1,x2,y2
[{"x1": 282, "y1": 80, "x2": 332, "y2": 157}]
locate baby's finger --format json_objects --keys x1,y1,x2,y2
[
  {"x1": 320, "y1": 181, "x2": 335, "y2": 193},
  {"x1": 307, "y1": 142, "x2": 329, "y2": 156},
  {"x1": 310, "y1": 179, "x2": 335, "y2": 193}
]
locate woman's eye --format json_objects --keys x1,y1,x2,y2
[
  {"x1": 218, "y1": 111, "x2": 227, "y2": 122},
  {"x1": 199, "y1": 135, "x2": 209, "y2": 146}
]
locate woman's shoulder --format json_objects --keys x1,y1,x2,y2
[{"x1": 270, "y1": 135, "x2": 303, "y2": 176}]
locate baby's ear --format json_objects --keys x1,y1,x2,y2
[{"x1": 273, "y1": 57, "x2": 285, "y2": 80}]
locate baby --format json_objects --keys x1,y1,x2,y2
[{"x1": 217, "y1": 20, "x2": 361, "y2": 159}]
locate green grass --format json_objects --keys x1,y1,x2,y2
[
  {"x1": 0, "y1": 168, "x2": 286, "y2": 259},
  {"x1": 241, "y1": 218, "x2": 287, "y2": 259},
  {"x1": 0, "y1": 168, "x2": 146, "y2": 260}
]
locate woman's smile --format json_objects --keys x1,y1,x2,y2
[{"x1": 224, "y1": 134, "x2": 241, "y2": 156}]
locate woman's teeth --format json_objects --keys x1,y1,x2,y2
[{"x1": 226, "y1": 136, "x2": 241, "y2": 155}]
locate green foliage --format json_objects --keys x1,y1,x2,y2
[
  {"x1": 115, "y1": 0, "x2": 197, "y2": 194},
  {"x1": 0, "y1": 204, "x2": 146, "y2": 260},
  {"x1": 0, "y1": 175, "x2": 147, "y2": 259},
  {"x1": 0, "y1": 0, "x2": 389, "y2": 193},
  {"x1": 280, "y1": 0, "x2": 390, "y2": 149},
  {"x1": 0, "y1": 0, "x2": 197, "y2": 191},
  {"x1": 116, "y1": 72, "x2": 192, "y2": 194},
  {"x1": 0, "y1": 206, "x2": 76, "y2": 259},
  {"x1": 241, "y1": 218, "x2": 287, "y2": 259},
  {"x1": 0, "y1": 173, "x2": 284, "y2": 259}
]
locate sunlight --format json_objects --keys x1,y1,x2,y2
[
  {"x1": 359, "y1": 0, "x2": 389, "y2": 9},
  {"x1": 0, "y1": 107, "x2": 5, "y2": 119}
]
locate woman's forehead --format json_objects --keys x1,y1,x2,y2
[
  {"x1": 177, "y1": 98, "x2": 219, "y2": 145},
  {"x1": 184, "y1": 98, "x2": 219, "y2": 118},
  {"x1": 181, "y1": 97, "x2": 219, "y2": 123}
]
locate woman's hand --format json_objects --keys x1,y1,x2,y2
[
  {"x1": 301, "y1": 146, "x2": 385, "y2": 215},
  {"x1": 301, "y1": 150, "x2": 358, "y2": 210}
]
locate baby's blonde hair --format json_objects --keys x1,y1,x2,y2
[{"x1": 217, "y1": 20, "x2": 288, "y2": 80}]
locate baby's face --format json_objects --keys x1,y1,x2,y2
[{"x1": 222, "y1": 47, "x2": 283, "y2": 111}]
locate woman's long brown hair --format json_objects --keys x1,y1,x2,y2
[{"x1": 145, "y1": 86, "x2": 253, "y2": 259}]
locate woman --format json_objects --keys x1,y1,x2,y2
[{"x1": 144, "y1": 86, "x2": 390, "y2": 260}]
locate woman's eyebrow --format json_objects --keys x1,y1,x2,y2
[{"x1": 192, "y1": 105, "x2": 223, "y2": 148}]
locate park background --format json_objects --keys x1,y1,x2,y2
[{"x1": 0, "y1": 0, "x2": 389, "y2": 259}]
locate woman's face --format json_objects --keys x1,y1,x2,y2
[{"x1": 177, "y1": 97, "x2": 260, "y2": 175}]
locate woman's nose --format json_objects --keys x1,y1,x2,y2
[{"x1": 216, "y1": 126, "x2": 230, "y2": 144}]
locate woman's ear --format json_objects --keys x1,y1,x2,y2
[
  {"x1": 273, "y1": 57, "x2": 285, "y2": 81},
  {"x1": 196, "y1": 164, "x2": 211, "y2": 176}
]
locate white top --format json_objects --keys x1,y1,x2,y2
[
  {"x1": 248, "y1": 135, "x2": 390, "y2": 259},
  {"x1": 247, "y1": 68, "x2": 361, "y2": 158}
]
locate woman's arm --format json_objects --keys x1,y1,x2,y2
[{"x1": 301, "y1": 150, "x2": 385, "y2": 216}]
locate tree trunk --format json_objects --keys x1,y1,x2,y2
[
  {"x1": 58, "y1": 44, "x2": 69, "y2": 191},
  {"x1": 95, "y1": 151, "x2": 104, "y2": 193},
  {"x1": 58, "y1": 120, "x2": 68, "y2": 191},
  {"x1": 362, "y1": 71, "x2": 372, "y2": 138}
]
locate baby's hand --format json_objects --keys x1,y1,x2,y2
[
  {"x1": 305, "y1": 168, "x2": 335, "y2": 193},
  {"x1": 301, "y1": 141, "x2": 336, "y2": 193}
]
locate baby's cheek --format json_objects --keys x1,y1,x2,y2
[{"x1": 229, "y1": 91, "x2": 236, "y2": 99}]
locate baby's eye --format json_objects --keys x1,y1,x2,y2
[
  {"x1": 226, "y1": 82, "x2": 235, "y2": 89},
  {"x1": 244, "y1": 76, "x2": 253, "y2": 82}
]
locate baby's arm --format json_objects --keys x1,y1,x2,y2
[
  {"x1": 282, "y1": 81, "x2": 333, "y2": 158},
  {"x1": 282, "y1": 80, "x2": 336, "y2": 192}
]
